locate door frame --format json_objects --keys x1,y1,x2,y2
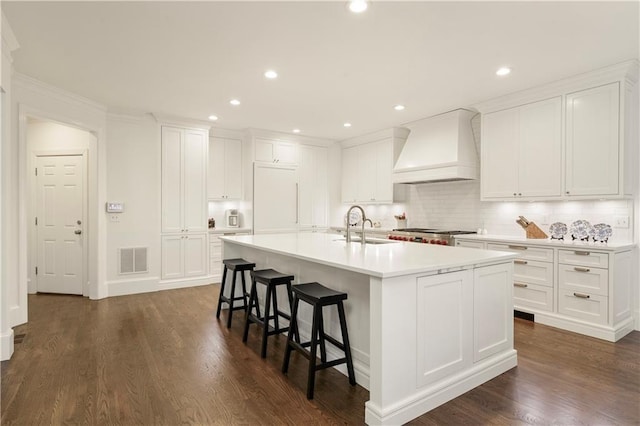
[{"x1": 31, "y1": 149, "x2": 89, "y2": 296}]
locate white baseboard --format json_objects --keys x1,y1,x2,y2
[
  {"x1": 107, "y1": 275, "x2": 215, "y2": 298},
  {"x1": 1, "y1": 328, "x2": 15, "y2": 361}
]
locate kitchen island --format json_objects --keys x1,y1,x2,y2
[{"x1": 220, "y1": 233, "x2": 517, "y2": 425}]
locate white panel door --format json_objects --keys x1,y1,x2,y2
[
  {"x1": 481, "y1": 108, "x2": 519, "y2": 198},
  {"x1": 358, "y1": 144, "x2": 377, "y2": 202},
  {"x1": 566, "y1": 83, "x2": 620, "y2": 196},
  {"x1": 161, "y1": 127, "x2": 183, "y2": 233},
  {"x1": 36, "y1": 155, "x2": 85, "y2": 295},
  {"x1": 297, "y1": 145, "x2": 315, "y2": 227},
  {"x1": 253, "y1": 164, "x2": 298, "y2": 233},
  {"x1": 275, "y1": 142, "x2": 298, "y2": 164},
  {"x1": 312, "y1": 146, "x2": 328, "y2": 227},
  {"x1": 183, "y1": 129, "x2": 207, "y2": 232},
  {"x1": 224, "y1": 139, "x2": 243, "y2": 199},
  {"x1": 341, "y1": 146, "x2": 359, "y2": 203},
  {"x1": 161, "y1": 235, "x2": 184, "y2": 280},
  {"x1": 518, "y1": 97, "x2": 562, "y2": 197},
  {"x1": 184, "y1": 233, "x2": 207, "y2": 277}
]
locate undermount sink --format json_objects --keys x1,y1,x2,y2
[{"x1": 333, "y1": 237, "x2": 399, "y2": 245}]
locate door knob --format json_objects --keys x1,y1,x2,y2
[{"x1": 74, "y1": 230, "x2": 82, "y2": 235}]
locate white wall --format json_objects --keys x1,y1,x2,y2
[{"x1": 26, "y1": 119, "x2": 95, "y2": 294}]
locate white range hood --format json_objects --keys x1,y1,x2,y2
[{"x1": 393, "y1": 109, "x2": 479, "y2": 184}]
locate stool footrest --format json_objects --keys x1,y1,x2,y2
[{"x1": 315, "y1": 358, "x2": 348, "y2": 371}]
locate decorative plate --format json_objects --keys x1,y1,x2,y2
[
  {"x1": 590, "y1": 223, "x2": 612, "y2": 243},
  {"x1": 549, "y1": 222, "x2": 568, "y2": 239},
  {"x1": 570, "y1": 220, "x2": 593, "y2": 241}
]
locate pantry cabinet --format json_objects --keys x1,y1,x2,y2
[
  {"x1": 298, "y1": 145, "x2": 328, "y2": 230},
  {"x1": 454, "y1": 235, "x2": 634, "y2": 342},
  {"x1": 161, "y1": 233, "x2": 207, "y2": 280},
  {"x1": 341, "y1": 138, "x2": 394, "y2": 203},
  {"x1": 161, "y1": 126, "x2": 208, "y2": 233},
  {"x1": 208, "y1": 136, "x2": 242, "y2": 200},
  {"x1": 565, "y1": 82, "x2": 620, "y2": 197},
  {"x1": 481, "y1": 97, "x2": 562, "y2": 200}
]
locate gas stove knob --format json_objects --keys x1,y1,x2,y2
[
  {"x1": 430, "y1": 239, "x2": 436, "y2": 244},
  {"x1": 422, "y1": 239, "x2": 428, "y2": 243},
  {"x1": 441, "y1": 240, "x2": 449, "y2": 245}
]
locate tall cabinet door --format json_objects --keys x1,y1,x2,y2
[
  {"x1": 253, "y1": 164, "x2": 298, "y2": 234},
  {"x1": 208, "y1": 137, "x2": 226, "y2": 199},
  {"x1": 565, "y1": 83, "x2": 620, "y2": 196},
  {"x1": 518, "y1": 97, "x2": 562, "y2": 197},
  {"x1": 184, "y1": 233, "x2": 207, "y2": 277},
  {"x1": 224, "y1": 139, "x2": 243, "y2": 199},
  {"x1": 161, "y1": 127, "x2": 183, "y2": 233},
  {"x1": 298, "y1": 145, "x2": 328, "y2": 229},
  {"x1": 374, "y1": 139, "x2": 393, "y2": 202},
  {"x1": 183, "y1": 129, "x2": 207, "y2": 232},
  {"x1": 481, "y1": 108, "x2": 519, "y2": 198},
  {"x1": 341, "y1": 146, "x2": 359, "y2": 203}
]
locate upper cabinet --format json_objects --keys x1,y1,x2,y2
[
  {"x1": 482, "y1": 97, "x2": 562, "y2": 200},
  {"x1": 298, "y1": 145, "x2": 328, "y2": 230},
  {"x1": 341, "y1": 138, "x2": 394, "y2": 204},
  {"x1": 161, "y1": 126, "x2": 208, "y2": 233},
  {"x1": 255, "y1": 138, "x2": 298, "y2": 164},
  {"x1": 565, "y1": 83, "x2": 620, "y2": 197},
  {"x1": 477, "y1": 60, "x2": 637, "y2": 201},
  {"x1": 208, "y1": 136, "x2": 242, "y2": 200}
]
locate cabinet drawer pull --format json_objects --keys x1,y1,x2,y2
[
  {"x1": 514, "y1": 282, "x2": 528, "y2": 288},
  {"x1": 574, "y1": 267, "x2": 591, "y2": 273},
  {"x1": 573, "y1": 292, "x2": 590, "y2": 299},
  {"x1": 574, "y1": 251, "x2": 590, "y2": 256},
  {"x1": 508, "y1": 245, "x2": 528, "y2": 250},
  {"x1": 514, "y1": 260, "x2": 528, "y2": 265}
]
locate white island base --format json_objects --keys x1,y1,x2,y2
[{"x1": 221, "y1": 233, "x2": 517, "y2": 425}]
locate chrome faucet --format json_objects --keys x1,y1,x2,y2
[{"x1": 346, "y1": 205, "x2": 372, "y2": 244}]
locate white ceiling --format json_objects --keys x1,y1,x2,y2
[{"x1": 3, "y1": 1, "x2": 639, "y2": 140}]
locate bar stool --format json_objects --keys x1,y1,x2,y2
[
  {"x1": 282, "y1": 282, "x2": 356, "y2": 399},
  {"x1": 215, "y1": 258, "x2": 256, "y2": 328},
  {"x1": 243, "y1": 269, "x2": 295, "y2": 358}
]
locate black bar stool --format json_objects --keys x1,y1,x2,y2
[
  {"x1": 282, "y1": 282, "x2": 356, "y2": 399},
  {"x1": 215, "y1": 258, "x2": 256, "y2": 328},
  {"x1": 243, "y1": 269, "x2": 295, "y2": 358}
]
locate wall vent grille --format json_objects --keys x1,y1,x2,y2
[{"x1": 119, "y1": 247, "x2": 148, "y2": 274}]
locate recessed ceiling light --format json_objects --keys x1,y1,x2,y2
[
  {"x1": 343, "y1": 122, "x2": 352, "y2": 128},
  {"x1": 349, "y1": 0, "x2": 368, "y2": 13},
  {"x1": 496, "y1": 67, "x2": 511, "y2": 76},
  {"x1": 230, "y1": 99, "x2": 241, "y2": 106},
  {"x1": 264, "y1": 70, "x2": 278, "y2": 79},
  {"x1": 394, "y1": 104, "x2": 405, "y2": 111},
  {"x1": 208, "y1": 115, "x2": 218, "y2": 121},
  {"x1": 292, "y1": 129, "x2": 301, "y2": 133}
]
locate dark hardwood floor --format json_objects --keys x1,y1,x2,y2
[{"x1": 2, "y1": 285, "x2": 639, "y2": 425}]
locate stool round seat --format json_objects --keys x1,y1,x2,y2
[
  {"x1": 215, "y1": 258, "x2": 256, "y2": 328},
  {"x1": 243, "y1": 269, "x2": 296, "y2": 358},
  {"x1": 282, "y1": 282, "x2": 356, "y2": 399}
]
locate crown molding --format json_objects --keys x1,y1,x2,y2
[
  {"x1": 2, "y1": 13, "x2": 20, "y2": 53},
  {"x1": 473, "y1": 59, "x2": 640, "y2": 113},
  {"x1": 340, "y1": 126, "x2": 410, "y2": 148},
  {"x1": 245, "y1": 127, "x2": 336, "y2": 147},
  {"x1": 13, "y1": 72, "x2": 107, "y2": 112}
]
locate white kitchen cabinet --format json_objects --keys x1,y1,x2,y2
[
  {"x1": 455, "y1": 235, "x2": 634, "y2": 342},
  {"x1": 298, "y1": 145, "x2": 328, "y2": 230},
  {"x1": 341, "y1": 139, "x2": 394, "y2": 204},
  {"x1": 565, "y1": 83, "x2": 620, "y2": 197},
  {"x1": 208, "y1": 137, "x2": 242, "y2": 200},
  {"x1": 255, "y1": 138, "x2": 298, "y2": 164},
  {"x1": 209, "y1": 231, "x2": 251, "y2": 281},
  {"x1": 161, "y1": 126, "x2": 208, "y2": 233},
  {"x1": 481, "y1": 97, "x2": 562, "y2": 200},
  {"x1": 161, "y1": 233, "x2": 207, "y2": 280}
]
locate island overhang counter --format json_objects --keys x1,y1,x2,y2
[{"x1": 220, "y1": 232, "x2": 518, "y2": 425}]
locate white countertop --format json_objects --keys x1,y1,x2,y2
[
  {"x1": 454, "y1": 234, "x2": 635, "y2": 252},
  {"x1": 220, "y1": 232, "x2": 516, "y2": 278},
  {"x1": 209, "y1": 227, "x2": 252, "y2": 234}
]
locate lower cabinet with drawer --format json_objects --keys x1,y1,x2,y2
[
  {"x1": 454, "y1": 237, "x2": 635, "y2": 342},
  {"x1": 209, "y1": 231, "x2": 251, "y2": 282}
]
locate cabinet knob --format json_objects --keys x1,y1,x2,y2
[
  {"x1": 518, "y1": 193, "x2": 522, "y2": 196},
  {"x1": 513, "y1": 193, "x2": 517, "y2": 196},
  {"x1": 566, "y1": 191, "x2": 570, "y2": 194}
]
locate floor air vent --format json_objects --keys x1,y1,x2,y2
[{"x1": 119, "y1": 247, "x2": 148, "y2": 274}]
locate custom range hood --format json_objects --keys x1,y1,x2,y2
[{"x1": 393, "y1": 109, "x2": 479, "y2": 184}]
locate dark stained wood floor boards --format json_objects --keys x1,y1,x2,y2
[{"x1": 1, "y1": 285, "x2": 638, "y2": 425}]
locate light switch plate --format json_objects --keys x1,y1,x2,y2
[
  {"x1": 109, "y1": 214, "x2": 120, "y2": 222},
  {"x1": 613, "y1": 216, "x2": 629, "y2": 228}
]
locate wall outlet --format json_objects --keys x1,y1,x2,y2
[
  {"x1": 109, "y1": 214, "x2": 120, "y2": 222},
  {"x1": 613, "y1": 215, "x2": 629, "y2": 228}
]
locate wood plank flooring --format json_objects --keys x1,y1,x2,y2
[{"x1": 2, "y1": 285, "x2": 639, "y2": 425}]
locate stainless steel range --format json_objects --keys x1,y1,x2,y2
[{"x1": 387, "y1": 228, "x2": 477, "y2": 246}]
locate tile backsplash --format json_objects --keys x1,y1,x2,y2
[{"x1": 404, "y1": 180, "x2": 635, "y2": 242}]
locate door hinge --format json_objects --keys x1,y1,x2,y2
[
  {"x1": 35, "y1": 266, "x2": 38, "y2": 275},
  {"x1": 35, "y1": 217, "x2": 38, "y2": 226},
  {"x1": 35, "y1": 167, "x2": 38, "y2": 176}
]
